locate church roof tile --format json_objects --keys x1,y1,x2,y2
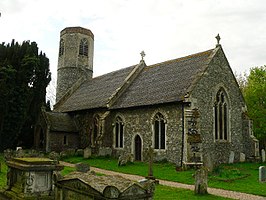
[{"x1": 57, "y1": 48, "x2": 216, "y2": 112}]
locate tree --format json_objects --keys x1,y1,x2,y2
[
  {"x1": 241, "y1": 66, "x2": 266, "y2": 147},
  {"x1": 0, "y1": 40, "x2": 51, "y2": 151}
]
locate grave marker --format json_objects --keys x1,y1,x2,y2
[
  {"x1": 194, "y1": 167, "x2": 208, "y2": 194},
  {"x1": 229, "y1": 151, "x2": 234, "y2": 164},
  {"x1": 239, "y1": 153, "x2": 245, "y2": 162},
  {"x1": 83, "y1": 147, "x2": 91, "y2": 159},
  {"x1": 261, "y1": 149, "x2": 265, "y2": 163},
  {"x1": 259, "y1": 166, "x2": 266, "y2": 183}
]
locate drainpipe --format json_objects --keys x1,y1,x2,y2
[{"x1": 180, "y1": 103, "x2": 185, "y2": 168}]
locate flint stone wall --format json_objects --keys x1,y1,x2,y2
[{"x1": 189, "y1": 47, "x2": 255, "y2": 166}]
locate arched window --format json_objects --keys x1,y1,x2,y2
[
  {"x1": 79, "y1": 38, "x2": 88, "y2": 56},
  {"x1": 153, "y1": 113, "x2": 166, "y2": 149},
  {"x1": 115, "y1": 117, "x2": 124, "y2": 148},
  {"x1": 92, "y1": 115, "x2": 99, "y2": 146},
  {"x1": 59, "y1": 39, "x2": 64, "y2": 56},
  {"x1": 214, "y1": 89, "x2": 229, "y2": 141}
]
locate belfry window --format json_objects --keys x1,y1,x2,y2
[
  {"x1": 115, "y1": 117, "x2": 124, "y2": 148},
  {"x1": 214, "y1": 89, "x2": 229, "y2": 141},
  {"x1": 59, "y1": 39, "x2": 64, "y2": 56},
  {"x1": 79, "y1": 38, "x2": 88, "y2": 56},
  {"x1": 153, "y1": 113, "x2": 166, "y2": 149}
]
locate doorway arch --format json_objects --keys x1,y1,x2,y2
[{"x1": 134, "y1": 135, "x2": 142, "y2": 161}]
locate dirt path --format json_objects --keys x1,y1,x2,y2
[{"x1": 60, "y1": 161, "x2": 266, "y2": 200}]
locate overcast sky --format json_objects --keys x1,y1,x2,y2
[{"x1": 1, "y1": 0, "x2": 266, "y2": 98}]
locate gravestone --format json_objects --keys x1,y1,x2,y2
[
  {"x1": 75, "y1": 149, "x2": 84, "y2": 156},
  {"x1": 76, "y1": 163, "x2": 90, "y2": 173},
  {"x1": 49, "y1": 151, "x2": 60, "y2": 162},
  {"x1": 98, "y1": 147, "x2": 112, "y2": 156},
  {"x1": 83, "y1": 147, "x2": 91, "y2": 159},
  {"x1": 259, "y1": 166, "x2": 266, "y2": 183},
  {"x1": 194, "y1": 167, "x2": 208, "y2": 194},
  {"x1": 118, "y1": 153, "x2": 133, "y2": 166},
  {"x1": 261, "y1": 149, "x2": 265, "y2": 163},
  {"x1": 16, "y1": 148, "x2": 25, "y2": 158},
  {"x1": 4, "y1": 149, "x2": 13, "y2": 161},
  {"x1": 146, "y1": 147, "x2": 155, "y2": 180},
  {"x1": 203, "y1": 153, "x2": 213, "y2": 172},
  {"x1": 239, "y1": 153, "x2": 246, "y2": 162},
  {"x1": 229, "y1": 151, "x2": 235, "y2": 164}
]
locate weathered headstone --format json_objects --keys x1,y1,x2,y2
[
  {"x1": 4, "y1": 149, "x2": 13, "y2": 161},
  {"x1": 203, "y1": 153, "x2": 213, "y2": 172},
  {"x1": 239, "y1": 153, "x2": 246, "y2": 162},
  {"x1": 98, "y1": 147, "x2": 112, "y2": 156},
  {"x1": 194, "y1": 167, "x2": 208, "y2": 194},
  {"x1": 261, "y1": 149, "x2": 265, "y2": 163},
  {"x1": 76, "y1": 163, "x2": 90, "y2": 173},
  {"x1": 229, "y1": 151, "x2": 234, "y2": 164},
  {"x1": 83, "y1": 147, "x2": 91, "y2": 159},
  {"x1": 49, "y1": 151, "x2": 60, "y2": 162},
  {"x1": 76, "y1": 149, "x2": 84, "y2": 156},
  {"x1": 16, "y1": 148, "x2": 24, "y2": 158},
  {"x1": 259, "y1": 166, "x2": 266, "y2": 182},
  {"x1": 147, "y1": 147, "x2": 155, "y2": 179},
  {"x1": 118, "y1": 153, "x2": 133, "y2": 166}
]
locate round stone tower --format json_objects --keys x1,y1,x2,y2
[{"x1": 56, "y1": 27, "x2": 94, "y2": 102}]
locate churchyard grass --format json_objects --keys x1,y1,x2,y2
[
  {"x1": 63, "y1": 156, "x2": 266, "y2": 197},
  {"x1": 0, "y1": 154, "x2": 231, "y2": 200},
  {"x1": 155, "y1": 185, "x2": 231, "y2": 200}
]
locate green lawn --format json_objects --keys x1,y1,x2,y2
[{"x1": 63, "y1": 156, "x2": 266, "y2": 197}]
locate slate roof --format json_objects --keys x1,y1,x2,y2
[
  {"x1": 57, "y1": 48, "x2": 217, "y2": 112},
  {"x1": 112, "y1": 49, "x2": 215, "y2": 109},
  {"x1": 57, "y1": 65, "x2": 136, "y2": 112},
  {"x1": 44, "y1": 111, "x2": 78, "y2": 132}
]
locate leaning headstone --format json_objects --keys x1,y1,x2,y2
[
  {"x1": 194, "y1": 167, "x2": 208, "y2": 194},
  {"x1": 259, "y1": 166, "x2": 266, "y2": 182},
  {"x1": 84, "y1": 147, "x2": 92, "y2": 159},
  {"x1": 76, "y1": 163, "x2": 90, "y2": 173},
  {"x1": 261, "y1": 149, "x2": 265, "y2": 163},
  {"x1": 239, "y1": 153, "x2": 246, "y2": 162},
  {"x1": 229, "y1": 151, "x2": 235, "y2": 164}
]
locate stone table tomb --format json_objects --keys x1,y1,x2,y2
[
  {"x1": 55, "y1": 171, "x2": 155, "y2": 200},
  {"x1": 3, "y1": 157, "x2": 63, "y2": 199}
]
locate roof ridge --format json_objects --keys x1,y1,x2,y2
[
  {"x1": 106, "y1": 60, "x2": 146, "y2": 108},
  {"x1": 146, "y1": 48, "x2": 214, "y2": 70}
]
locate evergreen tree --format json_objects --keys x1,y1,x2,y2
[{"x1": 0, "y1": 40, "x2": 51, "y2": 151}]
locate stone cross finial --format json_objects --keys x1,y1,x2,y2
[
  {"x1": 140, "y1": 51, "x2": 146, "y2": 61},
  {"x1": 215, "y1": 34, "x2": 221, "y2": 47}
]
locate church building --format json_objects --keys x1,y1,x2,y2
[{"x1": 35, "y1": 27, "x2": 258, "y2": 167}]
